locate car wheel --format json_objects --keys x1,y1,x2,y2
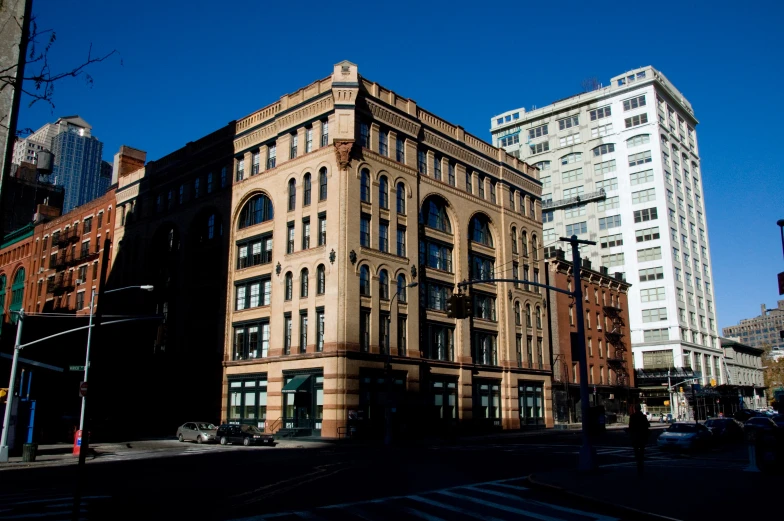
[
  {"x1": 178, "y1": 434, "x2": 184, "y2": 442},
  {"x1": 243, "y1": 437, "x2": 251, "y2": 446},
  {"x1": 220, "y1": 436, "x2": 228, "y2": 445},
  {"x1": 197, "y1": 436, "x2": 203, "y2": 444}
]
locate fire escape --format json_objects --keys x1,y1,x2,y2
[
  {"x1": 46, "y1": 227, "x2": 99, "y2": 307},
  {"x1": 603, "y1": 303, "x2": 629, "y2": 387}
]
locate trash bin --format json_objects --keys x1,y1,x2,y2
[{"x1": 22, "y1": 443, "x2": 37, "y2": 462}]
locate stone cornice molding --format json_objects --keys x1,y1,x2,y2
[
  {"x1": 358, "y1": 246, "x2": 411, "y2": 266},
  {"x1": 366, "y1": 99, "x2": 421, "y2": 138}
]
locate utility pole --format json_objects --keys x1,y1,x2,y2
[
  {"x1": 0, "y1": 310, "x2": 25, "y2": 462},
  {"x1": 560, "y1": 234, "x2": 597, "y2": 472}
]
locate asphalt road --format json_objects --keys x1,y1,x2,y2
[{"x1": 0, "y1": 428, "x2": 692, "y2": 521}]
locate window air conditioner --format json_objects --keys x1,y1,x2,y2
[{"x1": 75, "y1": 279, "x2": 83, "y2": 285}]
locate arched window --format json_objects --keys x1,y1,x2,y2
[
  {"x1": 288, "y1": 179, "x2": 296, "y2": 211},
  {"x1": 359, "y1": 265, "x2": 370, "y2": 296},
  {"x1": 319, "y1": 167, "x2": 328, "y2": 201},
  {"x1": 300, "y1": 268, "x2": 309, "y2": 297},
  {"x1": 396, "y1": 182, "x2": 406, "y2": 214},
  {"x1": 0, "y1": 275, "x2": 6, "y2": 316},
  {"x1": 511, "y1": 226, "x2": 518, "y2": 254},
  {"x1": 532, "y1": 234, "x2": 539, "y2": 260},
  {"x1": 526, "y1": 304, "x2": 532, "y2": 327},
  {"x1": 521, "y1": 231, "x2": 529, "y2": 256},
  {"x1": 421, "y1": 196, "x2": 451, "y2": 233},
  {"x1": 396, "y1": 274, "x2": 407, "y2": 303},
  {"x1": 284, "y1": 272, "x2": 293, "y2": 301},
  {"x1": 317, "y1": 264, "x2": 326, "y2": 295},
  {"x1": 379, "y1": 176, "x2": 388, "y2": 209},
  {"x1": 536, "y1": 306, "x2": 542, "y2": 328},
  {"x1": 379, "y1": 269, "x2": 389, "y2": 300},
  {"x1": 469, "y1": 214, "x2": 493, "y2": 246},
  {"x1": 10, "y1": 268, "x2": 25, "y2": 312},
  {"x1": 238, "y1": 193, "x2": 273, "y2": 229},
  {"x1": 514, "y1": 301, "x2": 521, "y2": 325},
  {"x1": 360, "y1": 169, "x2": 371, "y2": 202},
  {"x1": 303, "y1": 173, "x2": 312, "y2": 206}
]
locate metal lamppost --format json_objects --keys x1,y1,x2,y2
[{"x1": 384, "y1": 281, "x2": 418, "y2": 446}]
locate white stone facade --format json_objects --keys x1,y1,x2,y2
[{"x1": 490, "y1": 67, "x2": 722, "y2": 384}]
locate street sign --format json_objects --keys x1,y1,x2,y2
[
  {"x1": 79, "y1": 382, "x2": 88, "y2": 397},
  {"x1": 69, "y1": 365, "x2": 85, "y2": 372}
]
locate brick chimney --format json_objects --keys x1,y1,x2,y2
[{"x1": 111, "y1": 146, "x2": 147, "y2": 184}]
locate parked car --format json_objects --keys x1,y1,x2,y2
[
  {"x1": 772, "y1": 414, "x2": 784, "y2": 428},
  {"x1": 177, "y1": 422, "x2": 218, "y2": 443},
  {"x1": 703, "y1": 417, "x2": 744, "y2": 443},
  {"x1": 657, "y1": 423, "x2": 713, "y2": 450},
  {"x1": 216, "y1": 424, "x2": 275, "y2": 446},
  {"x1": 744, "y1": 417, "x2": 780, "y2": 433},
  {"x1": 734, "y1": 409, "x2": 764, "y2": 423}
]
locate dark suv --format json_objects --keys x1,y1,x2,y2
[{"x1": 216, "y1": 424, "x2": 275, "y2": 446}]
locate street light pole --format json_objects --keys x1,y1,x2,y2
[
  {"x1": 384, "y1": 281, "x2": 417, "y2": 446},
  {"x1": 0, "y1": 311, "x2": 25, "y2": 462}
]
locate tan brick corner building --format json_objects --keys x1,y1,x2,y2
[{"x1": 223, "y1": 61, "x2": 551, "y2": 438}]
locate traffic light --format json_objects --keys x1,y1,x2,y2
[
  {"x1": 0, "y1": 388, "x2": 7, "y2": 403},
  {"x1": 462, "y1": 293, "x2": 472, "y2": 318},
  {"x1": 446, "y1": 294, "x2": 458, "y2": 318},
  {"x1": 710, "y1": 378, "x2": 716, "y2": 387}
]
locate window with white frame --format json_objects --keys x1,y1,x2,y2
[
  {"x1": 563, "y1": 186, "x2": 584, "y2": 198},
  {"x1": 530, "y1": 142, "x2": 549, "y2": 154},
  {"x1": 564, "y1": 204, "x2": 586, "y2": 218},
  {"x1": 626, "y1": 134, "x2": 650, "y2": 147},
  {"x1": 562, "y1": 168, "x2": 583, "y2": 183},
  {"x1": 623, "y1": 95, "x2": 646, "y2": 111},
  {"x1": 644, "y1": 328, "x2": 669, "y2": 342},
  {"x1": 635, "y1": 226, "x2": 660, "y2": 242},
  {"x1": 640, "y1": 287, "x2": 666, "y2": 302},
  {"x1": 594, "y1": 159, "x2": 616, "y2": 176},
  {"x1": 591, "y1": 123, "x2": 613, "y2": 138},
  {"x1": 561, "y1": 153, "x2": 582, "y2": 165},
  {"x1": 600, "y1": 233, "x2": 623, "y2": 248},
  {"x1": 593, "y1": 143, "x2": 615, "y2": 156},
  {"x1": 642, "y1": 308, "x2": 667, "y2": 322},
  {"x1": 601, "y1": 253, "x2": 625, "y2": 266},
  {"x1": 630, "y1": 169, "x2": 654, "y2": 185},
  {"x1": 559, "y1": 133, "x2": 581, "y2": 147},
  {"x1": 596, "y1": 177, "x2": 618, "y2": 191},
  {"x1": 599, "y1": 215, "x2": 621, "y2": 230},
  {"x1": 565, "y1": 221, "x2": 587, "y2": 236},
  {"x1": 638, "y1": 246, "x2": 662, "y2": 262},
  {"x1": 597, "y1": 196, "x2": 619, "y2": 211},
  {"x1": 541, "y1": 176, "x2": 551, "y2": 188},
  {"x1": 625, "y1": 114, "x2": 649, "y2": 128},
  {"x1": 543, "y1": 229, "x2": 557, "y2": 243},
  {"x1": 629, "y1": 151, "x2": 652, "y2": 167},
  {"x1": 639, "y1": 266, "x2": 664, "y2": 281},
  {"x1": 632, "y1": 188, "x2": 656, "y2": 204},
  {"x1": 535, "y1": 161, "x2": 551, "y2": 171},
  {"x1": 528, "y1": 124, "x2": 548, "y2": 139},
  {"x1": 634, "y1": 207, "x2": 658, "y2": 222},
  {"x1": 589, "y1": 106, "x2": 611, "y2": 120},
  {"x1": 558, "y1": 115, "x2": 579, "y2": 130}
]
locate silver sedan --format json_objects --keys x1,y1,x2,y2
[{"x1": 176, "y1": 422, "x2": 218, "y2": 443}]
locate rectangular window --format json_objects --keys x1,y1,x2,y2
[
  {"x1": 563, "y1": 186, "x2": 584, "y2": 199},
  {"x1": 252, "y1": 151, "x2": 260, "y2": 175},
  {"x1": 634, "y1": 207, "x2": 658, "y2": 223},
  {"x1": 595, "y1": 177, "x2": 618, "y2": 192},
  {"x1": 591, "y1": 123, "x2": 613, "y2": 138},
  {"x1": 528, "y1": 124, "x2": 548, "y2": 139},
  {"x1": 305, "y1": 127, "x2": 313, "y2": 153},
  {"x1": 530, "y1": 141, "x2": 549, "y2": 154},
  {"x1": 448, "y1": 162, "x2": 455, "y2": 186},
  {"x1": 236, "y1": 158, "x2": 245, "y2": 181},
  {"x1": 318, "y1": 214, "x2": 327, "y2": 246},
  {"x1": 630, "y1": 169, "x2": 654, "y2": 185},
  {"x1": 589, "y1": 106, "x2": 611, "y2": 120},
  {"x1": 629, "y1": 151, "x2": 652, "y2": 167},
  {"x1": 565, "y1": 221, "x2": 587, "y2": 236},
  {"x1": 599, "y1": 215, "x2": 622, "y2": 230},
  {"x1": 359, "y1": 122, "x2": 369, "y2": 148},
  {"x1": 562, "y1": 168, "x2": 583, "y2": 183},
  {"x1": 624, "y1": 113, "x2": 649, "y2": 128},
  {"x1": 637, "y1": 247, "x2": 662, "y2": 262},
  {"x1": 594, "y1": 160, "x2": 616, "y2": 176},
  {"x1": 644, "y1": 328, "x2": 669, "y2": 342},
  {"x1": 623, "y1": 95, "x2": 646, "y2": 111},
  {"x1": 559, "y1": 133, "x2": 581, "y2": 147},
  {"x1": 601, "y1": 253, "x2": 625, "y2": 267},
  {"x1": 284, "y1": 314, "x2": 292, "y2": 355},
  {"x1": 639, "y1": 266, "x2": 664, "y2": 281},
  {"x1": 316, "y1": 309, "x2": 325, "y2": 352},
  {"x1": 267, "y1": 144, "x2": 276, "y2": 169},
  {"x1": 290, "y1": 133, "x2": 298, "y2": 158},
  {"x1": 600, "y1": 233, "x2": 623, "y2": 248},
  {"x1": 379, "y1": 131, "x2": 388, "y2": 156},
  {"x1": 640, "y1": 287, "x2": 666, "y2": 302},
  {"x1": 642, "y1": 308, "x2": 667, "y2": 323},
  {"x1": 597, "y1": 196, "x2": 619, "y2": 211},
  {"x1": 302, "y1": 219, "x2": 311, "y2": 250},
  {"x1": 360, "y1": 214, "x2": 370, "y2": 248},
  {"x1": 635, "y1": 226, "x2": 660, "y2": 242},
  {"x1": 418, "y1": 149, "x2": 427, "y2": 174},
  {"x1": 397, "y1": 227, "x2": 406, "y2": 257},
  {"x1": 379, "y1": 313, "x2": 391, "y2": 355},
  {"x1": 465, "y1": 171, "x2": 472, "y2": 194},
  {"x1": 433, "y1": 156, "x2": 441, "y2": 181},
  {"x1": 300, "y1": 313, "x2": 308, "y2": 353},
  {"x1": 632, "y1": 188, "x2": 656, "y2": 204},
  {"x1": 558, "y1": 115, "x2": 579, "y2": 130},
  {"x1": 287, "y1": 223, "x2": 295, "y2": 253},
  {"x1": 379, "y1": 221, "x2": 389, "y2": 252},
  {"x1": 396, "y1": 136, "x2": 405, "y2": 162}
]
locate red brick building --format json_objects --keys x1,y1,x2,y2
[{"x1": 546, "y1": 251, "x2": 634, "y2": 424}]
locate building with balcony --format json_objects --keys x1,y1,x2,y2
[
  {"x1": 491, "y1": 67, "x2": 722, "y2": 388},
  {"x1": 224, "y1": 61, "x2": 550, "y2": 438},
  {"x1": 546, "y1": 251, "x2": 633, "y2": 423}
]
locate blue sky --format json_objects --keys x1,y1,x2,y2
[{"x1": 18, "y1": 0, "x2": 784, "y2": 330}]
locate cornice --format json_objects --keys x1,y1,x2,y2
[
  {"x1": 366, "y1": 99, "x2": 421, "y2": 138},
  {"x1": 358, "y1": 246, "x2": 410, "y2": 266}
]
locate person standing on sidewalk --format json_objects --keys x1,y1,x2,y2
[{"x1": 628, "y1": 404, "x2": 650, "y2": 475}]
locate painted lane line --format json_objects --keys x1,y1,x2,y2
[
  {"x1": 436, "y1": 489, "x2": 572, "y2": 521},
  {"x1": 402, "y1": 506, "x2": 450, "y2": 521},
  {"x1": 407, "y1": 495, "x2": 508, "y2": 521}
]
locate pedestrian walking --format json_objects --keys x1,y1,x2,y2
[{"x1": 628, "y1": 404, "x2": 650, "y2": 475}]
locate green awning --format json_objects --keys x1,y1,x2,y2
[{"x1": 281, "y1": 375, "x2": 311, "y2": 393}]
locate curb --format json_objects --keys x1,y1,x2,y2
[{"x1": 525, "y1": 474, "x2": 684, "y2": 521}]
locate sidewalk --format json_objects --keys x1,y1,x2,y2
[{"x1": 528, "y1": 444, "x2": 776, "y2": 521}]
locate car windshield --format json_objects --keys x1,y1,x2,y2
[
  {"x1": 668, "y1": 424, "x2": 697, "y2": 433},
  {"x1": 242, "y1": 425, "x2": 262, "y2": 433},
  {"x1": 197, "y1": 423, "x2": 216, "y2": 430}
]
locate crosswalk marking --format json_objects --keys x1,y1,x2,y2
[{"x1": 437, "y1": 489, "x2": 573, "y2": 521}]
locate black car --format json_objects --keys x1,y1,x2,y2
[
  {"x1": 216, "y1": 424, "x2": 275, "y2": 446},
  {"x1": 703, "y1": 418, "x2": 744, "y2": 442},
  {"x1": 734, "y1": 409, "x2": 763, "y2": 423}
]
